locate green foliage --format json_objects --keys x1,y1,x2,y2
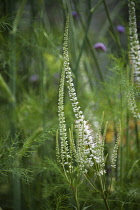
[
  {"x1": 42, "y1": 158, "x2": 71, "y2": 209},
  {"x1": 0, "y1": 0, "x2": 140, "y2": 210},
  {"x1": 0, "y1": 130, "x2": 45, "y2": 181},
  {"x1": 0, "y1": 16, "x2": 12, "y2": 32}
]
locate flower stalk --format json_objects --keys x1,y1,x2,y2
[
  {"x1": 57, "y1": 13, "x2": 121, "y2": 210},
  {"x1": 128, "y1": 0, "x2": 140, "y2": 86}
]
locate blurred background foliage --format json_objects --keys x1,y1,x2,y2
[{"x1": 0, "y1": 0, "x2": 140, "y2": 209}]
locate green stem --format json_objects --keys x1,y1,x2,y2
[
  {"x1": 73, "y1": 0, "x2": 104, "y2": 82},
  {"x1": 91, "y1": 158, "x2": 110, "y2": 210},
  {"x1": 102, "y1": 0, "x2": 121, "y2": 48},
  {"x1": 108, "y1": 171, "x2": 113, "y2": 196},
  {"x1": 12, "y1": 0, "x2": 28, "y2": 33},
  {"x1": 84, "y1": 174, "x2": 99, "y2": 193},
  {"x1": 119, "y1": 71, "x2": 123, "y2": 182},
  {"x1": 10, "y1": 1, "x2": 27, "y2": 209},
  {"x1": 73, "y1": 11, "x2": 92, "y2": 91},
  {"x1": 72, "y1": 186, "x2": 80, "y2": 210},
  {"x1": 101, "y1": 193, "x2": 110, "y2": 210},
  {"x1": 9, "y1": 24, "x2": 20, "y2": 210},
  {"x1": 39, "y1": 50, "x2": 46, "y2": 130},
  {"x1": 97, "y1": 174, "x2": 110, "y2": 210},
  {"x1": 126, "y1": 112, "x2": 129, "y2": 171},
  {"x1": 134, "y1": 118, "x2": 139, "y2": 151},
  {"x1": 13, "y1": 174, "x2": 21, "y2": 210},
  {"x1": 73, "y1": 0, "x2": 103, "y2": 79}
]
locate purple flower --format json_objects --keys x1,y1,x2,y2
[
  {"x1": 93, "y1": 42, "x2": 107, "y2": 52},
  {"x1": 116, "y1": 25, "x2": 125, "y2": 33},
  {"x1": 29, "y1": 74, "x2": 39, "y2": 82},
  {"x1": 72, "y1": 11, "x2": 79, "y2": 18}
]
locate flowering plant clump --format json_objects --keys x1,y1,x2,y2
[
  {"x1": 56, "y1": 14, "x2": 121, "y2": 185},
  {"x1": 56, "y1": 12, "x2": 124, "y2": 210},
  {"x1": 57, "y1": 15, "x2": 106, "y2": 179},
  {"x1": 1, "y1": 0, "x2": 140, "y2": 209}
]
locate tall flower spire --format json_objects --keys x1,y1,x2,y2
[
  {"x1": 127, "y1": 0, "x2": 140, "y2": 120},
  {"x1": 57, "y1": 15, "x2": 69, "y2": 166},
  {"x1": 57, "y1": 15, "x2": 106, "y2": 176},
  {"x1": 128, "y1": 0, "x2": 140, "y2": 86}
]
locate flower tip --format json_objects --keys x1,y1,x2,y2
[
  {"x1": 116, "y1": 25, "x2": 125, "y2": 33},
  {"x1": 71, "y1": 11, "x2": 79, "y2": 18},
  {"x1": 93, "y1": 42, "x2": 107, "y2": 52},
  {"x1": 29, "y1": 74, "x2": 39, "y2": 82}
]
